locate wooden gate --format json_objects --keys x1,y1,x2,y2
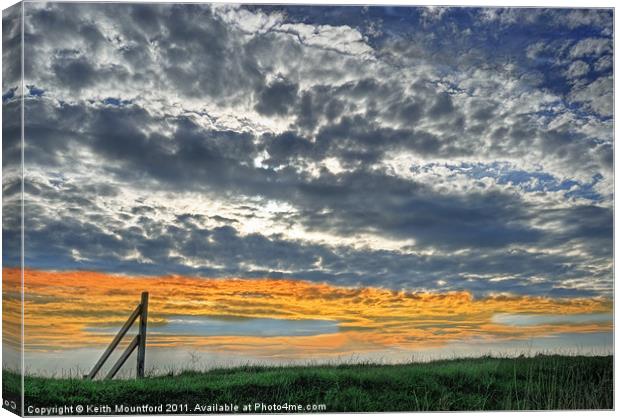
[{"x1": 86, "y1": 292, "x2": 149, "y2": 379}]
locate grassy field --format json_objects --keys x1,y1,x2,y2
[{"x1": 3, "y1": 355, "x2": 613, "y2": 413}]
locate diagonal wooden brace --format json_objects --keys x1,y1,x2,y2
[
  {"x1": 87, "y1": 303, "x2": 141, "y2": 379},
  {"x1": 86, "y1": 292, "x2": 149, "y2": 380},
  {"x1": 104, "y1": 335, "x2": 140, "y2": 380}
]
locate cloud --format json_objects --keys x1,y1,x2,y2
[
  {"x1": 11, "y1": 4, "x2": 612, "y2": 299},
  {"x1": 255, "y1": 78, "x2": 299, "y2": 116},
  {"x1": 2, "y1": 4, "x2": 22, "y2": 88},
  {"x1": 568, "y1": 76, "x2": 613, "y2": 117},
  {"x1": 565, "y1": 60, "x2": 590, "y2": 79},
  {"x1": 2, "y1": 4, "x2": 23, "y2": 269},
  {"x1": 570, "y1": 37, "x2": 612, "y2": 58},
  {"x1": 10, "y1": 268, "x2": 612, "y2": 351},
  {"x1": 594, "y1": 55, "x2": 612, "y2": 72}
]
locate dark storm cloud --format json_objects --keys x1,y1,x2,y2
[
  {"x1": 159, "y1": 6, "x2": 264, "y2": 100},
  {"x1": 22, "y1": 3, "x2": 269, "y2": 105},
  {"x1": 266, "y1": 117, "x2": 450, "y2": 169},
  {"x1": 291, "y1": 171, "x2": 543, "y2": 249},
  {"x1": 428, "y1": 92, "x2": 454, "y2": 118},
  {"x1": 539, "y1": 204, "x2": 614, "y2": 258},
  {"x1": 51, "y1": 54, "x2": 98, "y2": 92},
  {"x1": 2, "y1": 3, "x2": 21, "y2": 89},
  {"x1": 263, "y1": 131, "x2": 315, "y2": 166},
  {"x1": 282, "y1": 77, "x2": 478, "y2": 162},
  {"x1": 255, "y1": 78, "x2": 299, "y2": 116},
  {"x1": 2, "y1": 99, "x2": 21, "y2": 173},
  {"x1": 22, "y1": 98, "x2": 260, "y2": 188}
]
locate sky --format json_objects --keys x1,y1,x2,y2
[
  {"x1": 1, "y1": 3, "x2": 614, "y2": 369},
  {"x1": 2, "y1": 268, "x2": 613, "y2": 373}
]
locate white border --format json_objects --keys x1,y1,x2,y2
[{"x1": 0, "y1": 1, "x2": 616, "y2": 418}]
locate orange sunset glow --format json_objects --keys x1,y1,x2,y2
[{"x1": 3, "y1": 268, "x2": 612, "y2": 360}]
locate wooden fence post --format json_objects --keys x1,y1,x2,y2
[{"x1": 137, "y1": 291, "x2": 149, "y2": 378}]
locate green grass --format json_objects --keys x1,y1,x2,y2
[{"x1": 3, "y1": 355, "x2": 613, "y2": 413}]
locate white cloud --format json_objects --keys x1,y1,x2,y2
[
  {"x1": 565, "y1": 60, "x2": 590, "y2": 79},
  {"x1": 570, "y1": 37, "x2": 612, "y2": 58},
  {"x1": 594, "y1": 55, "x2": 612, "y2": 72},
  {"x1": 569, "y1": 76, "x2": 613, "y2": 117}
]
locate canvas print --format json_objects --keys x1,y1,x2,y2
[{"x1": 2, "y1": 1, "x2": 614, "y2": 415}]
